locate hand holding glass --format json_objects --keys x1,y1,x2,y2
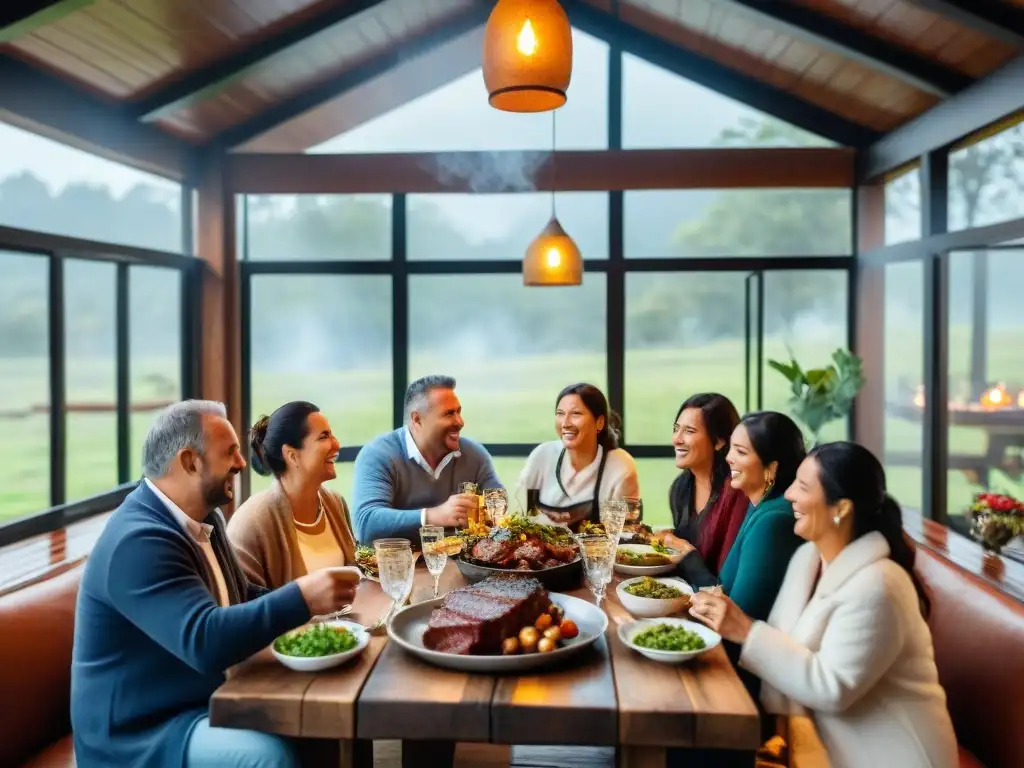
[
  {"x1": 373, "y1": 538, "x2": 414, "y2": 629},
  {"x1": 575, "y1": 534, "x2": 616, "y2": 609},
  {"x1": 419, "y1": 525, "x2": 447, "y2": 599}
]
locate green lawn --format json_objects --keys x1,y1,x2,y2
[{"x1": 3, "y1": 327, "x2": 1022, "y2": 528}]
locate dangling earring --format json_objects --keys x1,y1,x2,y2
[
  {"x1": 763, "y1": 471, "x2": 775, "y2": 497},
  {"x1": 833, "y1": 514, "x2": 841, "y2": 527}
]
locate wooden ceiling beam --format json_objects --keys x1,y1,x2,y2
[
  {"x1": 562, "y1": 0, "x2": 881, "y2": 147},
  {"x1": 908, "y1": 0, "x2": 1024, "y2": 49},
  {"x1": 131, "y1": 0, "x2": 388, "y2": 123},
  {"x1": 0, "y1": 54, "x2": 198, "y2": 181},
  {"x1": 714, "y1": 0, "x2": 972, "y2": 97},
  {"x1": 208, "y1": 3, "x2": 493, "y2": 151},
  {"x1": 0, "y1": 0, "x2": 90, "y2": 43}
]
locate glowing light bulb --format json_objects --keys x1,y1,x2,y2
[
  {"x1": 545, "y1": 247, "x2": 561, "y2": 268},
  {"x1": 1018, "y1": 390, "x2": 1024, "y2": 408},
  {"x1": 517, "y1": 19, "x2": 537, "y2": 56}
]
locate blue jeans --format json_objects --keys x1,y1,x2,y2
[{"x1": 185, "y1": 716, "x2": 300, "y2": 768}]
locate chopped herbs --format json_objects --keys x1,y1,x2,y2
[
  {"x1": 623, "y1": 577, "x2": 684, "y2": 600},
  {"x1": 632, "y1": 623, "x2": 706, "y2": 652},
  {"x1": 274, "y1": 624, "x2": 358, "y2": 658}
]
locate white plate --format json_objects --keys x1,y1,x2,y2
[
  {"x1": 614, "y1": 543, "x2": 684, "y2": 576},
  {"x1": 387, "y1": 592, "x2": 608, "y2": 673},
  {"x1": 618, "y1": 617, "x2": 720, "y2": 664},
  {"x1": 616, "y1": 576, "x2": 693, "y2": 619},
  {"x1": 271, "y1": 619, "x2": 370, "y2": 672}
]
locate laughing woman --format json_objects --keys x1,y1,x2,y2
[
  {"x1": 516, "y1": 383, "x2": 640, "y2": 529},
  {"x1": 227, "y1": 401, "x2": 357, "y2": 589}
]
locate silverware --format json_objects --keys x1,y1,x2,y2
[{"x1": 311, "y1": 604, "x2": 353, "y2": 623}]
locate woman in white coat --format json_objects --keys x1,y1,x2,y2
[{"x1": 689, "y1": 441, "x2": 958, "y2": 768}]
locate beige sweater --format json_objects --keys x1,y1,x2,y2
[{"x1": 226, "y1": 480, "x2": 357, "y2": 589}]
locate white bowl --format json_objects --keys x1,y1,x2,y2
[
  {"x1": 271, "y1": 619, "x2": 370, "y2": 672},
  {"x1": 614, "y1": 543, "x2": 685, "y2": 576},
  {"x1": 618, "y1": 617, "x2": 721, "y2": 664},
  {"x1": 616, "y1": 576, "x2": 693, "y2": 619}
]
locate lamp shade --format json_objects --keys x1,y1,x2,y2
[
  {"x1": 523, "y1": 216, "x2": 582, "y2": 286},
  {"x1": 482, "y1": 0, "x2": 573, "y2": 113}
]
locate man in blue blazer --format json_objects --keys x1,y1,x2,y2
[{"x1": 71, "y1": 400, "x2": 357, "y2": 767}]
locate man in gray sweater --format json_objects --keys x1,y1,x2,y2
[{"x1": 351, "y1": 375, "x2": 503, "y2": 542}]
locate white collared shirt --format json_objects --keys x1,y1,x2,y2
[
  {"x1": 405, "y1": 426, "x2": 461, "y2": 525},
  {"x1": 145, "y1": 478, "x2": 230, "y2": 606}
]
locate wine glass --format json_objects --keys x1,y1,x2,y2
[
  {"x1": 372, "y1": 538, "x2": 414, "y2": 629},
  {"x1": 623, "y1": 497, "x2": 643, "y2": 524},
  {"x1": 599, "y1": 499, "x2": 629, "y2": 542},
  {"x1": 484, "y1": 487, "x2": 508, "y2": 526},
  {"x1": 419, "y1": 525, "x2": 447, "y2": 599},
  {"x1": 575, "y1": 534, "x2": 616, "y2": 609}
]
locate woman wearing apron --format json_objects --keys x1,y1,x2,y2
[{"x1": 515, "y1": 383, "x2": 640, "y2": 530}]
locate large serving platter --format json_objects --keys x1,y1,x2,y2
[
  {"x1": 387, "y1": 592, "x2": 608, "y2": 673},
  {"x1": 454, "y1": 556, "x2": 582, "y2": 591},
  {"x1": 613, "y1": 543, "x2": 685, "y2": 576}
]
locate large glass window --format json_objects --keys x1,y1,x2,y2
[
  {"x1": 244, "y1": 195, "x2": 392, "y2": 261},
  {"x1": 634, "y1": 458, "x2": 678, "y2": 530},
  {"x1": 625, "y1": 272, "x2": 748, "y2": 445},
  {"x1": 0, "y1": 252, "x2": 49, "y2": 520},
  {"x1": 884, "y1": 165, "x2": 921, "y2": 245},
  {"x1": 625, "y1": 189, "x2": 852, "y2": 258},
  {"x1": 408, "y1": 275, "x2": 607, "y2": 443},
  {"x1": 64, "y1": 259, "x2": 118, "y2": 501},
  {"x1": 130, "y1": 266, "x2": 183, "y2": 473},
  {"x1": 622, "y1": 54, "x2": 833, "y2": 149},
  {"x1": 407, "y1": 192, "x2": 607, "y2": 261},
  {"x1": 761, "y1": 270, "x2": 850, "y2": 442},
  {"x1": 948, "y1": 121, "x2": 1024, "y2": 232},
  {"x1": 310, "y1": 29, "x2": 608, "y2": 153},
  {"x1": 945, "y1": 250, "x2": 1024, "y2": 526},
  {"x1": 0, "y1": 121, "x2": 182, "y2": 251},
  {"x1": 882, "y1": 260, "x2": 925, "y2": 512},
  {"x1": 248, "y1": 275, "x2": 393, "y2": 494}
]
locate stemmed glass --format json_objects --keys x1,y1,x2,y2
[
  {"x1": 623, "y1": 497, "x2": 643, "y2": 524},
  {"x1": 372, "y1": 538, "x2": 414, "y2": 630},
  {"x1": 600, "y1": 499, "x2": 629, "y2": 542},
  {"x1": 484, "y1": 487, "x2": 508, "y2": 526},
  {"x1": 575, "y1": 534, "x2": 616, "y2": 609},
  {"x1": 419, "y1": 525, "x2": 448, "y2": 599}
]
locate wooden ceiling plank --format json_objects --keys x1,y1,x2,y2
[
  {"x1": 908, "y1": 0, "x2": 1024, "y2": 48},
  {"x1": 131, "y1": 0, "x2": 389, "y2": 123},
  {"x1": 0, "y1": 0, "x2": 92, "y2": 43},
  {"x1": 208, "y1": 3, "x2": 493, "y2": 150},
  {"x1": 713, "y1": 0, "x2": 971, "y2": 96},
  {"x1": 566, "y1": 0, "x2": 881, "y2": 146}
]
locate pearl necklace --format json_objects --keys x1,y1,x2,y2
[{"x1": 293, "y1": 496, "x2": 325, "y2": 529}]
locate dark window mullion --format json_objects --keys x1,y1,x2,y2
[{"x1": 116, "y1": 263, "x2": 131, "y2": 484}]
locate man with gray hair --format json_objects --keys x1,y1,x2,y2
[
  {"x1": 71, "y1": 400, "x2": 357, "y2": 768},
  {"x1": 352, "y1": 375, "x2": 502, "y2": 541}
]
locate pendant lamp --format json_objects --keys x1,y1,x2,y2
[
  {"x1": 482, "y1": 0, "x2": 573, "y2": 113},
  {"x1": 523, "y1": 111, "x2": 582, "y2": 286}
]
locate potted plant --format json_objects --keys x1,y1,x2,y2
[
  {"x1": 968, "y1": 492, "x2": 1024, "y2": 554},
  {"x1": 767, "y1": 348, "x2": 865, "y2": 446}
]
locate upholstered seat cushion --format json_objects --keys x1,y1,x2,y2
[{"x1": 20, "y1": 735, "x2": 75, "y2": 768}]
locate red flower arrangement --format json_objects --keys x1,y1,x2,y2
[{"x1": 968, "y1": 492, "x2": 1024, "y2": 553}]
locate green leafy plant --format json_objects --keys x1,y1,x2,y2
[{"x1": 767, "y1": 348, "x2": 866, "y2": 445}]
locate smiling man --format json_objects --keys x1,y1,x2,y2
[{"x1": 351, "y1": 375, "x2": 502, "y2": 542}]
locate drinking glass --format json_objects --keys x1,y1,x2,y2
[
  {"x1": 373, "y1": 538, "x2": 414, "y2": 628},
  {"x1": 599, "y1": 499, "x2": 629, "y2": 542},
  {"x1": 458, "y1": 482, "x2": 482, "y2": 525},
  {"x1": 419, "y1": 526, "x2": 447, "y2": 599},
  {"x1": 623, "y1": 497, "x2": 643, "y2": 523},
  {"x1": 575, "y1": 534, "x2": 616, "y2": 609},
  {"x1": 484, "y1": 487, "x2": 508, "y2": 526}
]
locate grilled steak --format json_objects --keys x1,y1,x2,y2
[
  {"x1": 471, "y1": 538, "x2": 512, "y2": 564},
  {"x1": 422, "y1": 575, "x2": 550, "y2": 655}
]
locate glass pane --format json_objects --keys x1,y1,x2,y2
[
  {"x1": 130, "y1": 266, "x2": 183, "y2": 476},
  {"x1": 762, "y1": 270, "x2": 850, "y2": 442},
  {"x1": 949, "y1": 123, "x2": 1024, "y2": 231},
  {"x1": 408, "y1": 192, "x2": 607, "y2": 260},
  {"x1": 883, "y1": 260, "x2": 925, "y2": 512},
  {"x1": 249, "y1": 275, "x2": 393, "y2": 484},
  {"x1": 65, "y1": 259, "x2": 118, "y2": 500},
  {"x1": 625, "y1": 272, "x2": 747, "y2": 445},
  {"x1": 884, "y1": 165, "x2": 921, "y2": 245},
  {"x1": 0, "y1": 121, "x2": 182, "y2": 251},
  {"x1": 622, "y1": 54, "x2": 834, "y2": 149},
  {"x1": 309, "y1": 29, "x2": 608, "y2": 152},
  {"x1": 408, "y1": 275, "x2": 606, "y2": 442},
  {"x1": 0, "y1": 252, "x2": 49, "y2": 519},
  {"x1": 244, "y1": 195, "x2": 391, "y2": 261},
  {"x1": 633, "y1": 458, "x2": 679, "y2": 530},
  {"x1": 945, "y1": 250, "x2": 1024, "y2": 531},
  {"x1": 624, "y1": 189, "x2": 852, "y2": 258},
  {"x1": 745, "y1": 273, "x2": 761, "y2": 413}
]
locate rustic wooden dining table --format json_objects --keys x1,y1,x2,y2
[{"x1": 209, "y1": 562, "x2": 762, "y2": 768}]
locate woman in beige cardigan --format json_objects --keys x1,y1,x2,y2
[
  {"x1": 689, "y1": 442, "x2": 957, "y2": 768},
  {"x1": 228, "y1": 401, "x2": 356, "y2": 589}
]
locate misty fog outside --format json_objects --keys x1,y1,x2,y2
[{"x1": 1, "y1": 27, "x2": 1022, "y2": 529}]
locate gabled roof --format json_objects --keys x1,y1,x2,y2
[{"x1": 1, "y1": 0, "x2": 1022, "y2": 178}]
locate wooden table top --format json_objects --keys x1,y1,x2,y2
[{"x1": 209, "y1": 563, "x2": 760, "y2": 750}]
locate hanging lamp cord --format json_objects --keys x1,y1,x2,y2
[{"x1": 551, "y1": 110, "x2": 557, "y2": 217}]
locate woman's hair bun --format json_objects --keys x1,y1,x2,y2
[{"x1": 248, "y1": 415, "x2": 271, "y2": 477}]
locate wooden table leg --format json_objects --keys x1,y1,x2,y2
[
  {"x1": 617, "y1": 746, "x2": 665, "y2": 768},
  {"x1": 402, "y1": 739, "x2": 456, "y2": 768},
  {"x1": 297, "y1": 738, "x2": 373, "y2": 768}
]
